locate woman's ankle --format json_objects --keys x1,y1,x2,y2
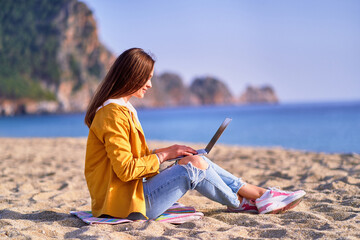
[
  {"x1": 237, "y1": 194, "x2": 243, "y2": 204},
  {"x1": 258, "y1": 188, "x2": 267, "y2": 198},
  {"x1": 237, "y1": 184, "x2": 267, "y2": 200}
]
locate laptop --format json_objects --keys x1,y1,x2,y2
[{"x1": 168, "y1": 118, "x2": 232, "y2": 161}]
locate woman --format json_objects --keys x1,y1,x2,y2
[{"x1": 84, "y1": 48, "x2": 305, "y2": 220}]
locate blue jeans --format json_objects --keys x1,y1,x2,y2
[{"x1": 143, "y1": 156, "x2": 246, "y2": 219}]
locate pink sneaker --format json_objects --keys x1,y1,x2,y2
[
  {"x1": 255, "y1": 187, "x2": 306, "y2": 214},
  {"x1": 227, "y1": 198, "x2": 258, "y2": 214}
]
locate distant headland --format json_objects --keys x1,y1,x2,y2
[{"x1": 0, "y1": 0, "x2": 278, "y2": 116}]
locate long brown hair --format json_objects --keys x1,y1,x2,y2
[{"x1": 85, "y1": 48, "x2": 155, "y2": 128}]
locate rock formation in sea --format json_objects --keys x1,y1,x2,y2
[
  {"x1": 238, "y1": 85, "x2": 279, "y2": 104},
  {"x1": 130, "y1": 72, "x2": 201, "y2": 108},
  {"x1": 190, "y1": 77, "x2": 234, "y2": 105}
]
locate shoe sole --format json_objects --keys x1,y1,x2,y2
[
  {"x1": 226, "y1": 208, "x2": 259, "y2": 214},
  {"x1": 228, "y1": 210, "x2": 259, "y2": 214},
  {"x1": 266, "y1": 197, "x2": 304, "y2": 214}
]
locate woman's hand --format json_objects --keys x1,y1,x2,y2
[{"x1": 154, "y1": 144, "x2": 197, "y2": 163}]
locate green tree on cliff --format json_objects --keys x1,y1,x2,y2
[{"x1": 0, "y1": 0, "x2": 70, "y2": 100}]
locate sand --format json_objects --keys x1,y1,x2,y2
[{"x1": 0, "y1": 138, "x2": 359, "y2": 239}]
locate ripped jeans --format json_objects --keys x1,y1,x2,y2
[{"x1": 143, "y1": 156, "x2": 246, "y2": 219}]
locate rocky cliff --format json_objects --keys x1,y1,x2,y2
[
  {"x1": 0, "y1": 0, "x2": 114, "y2": 116},
  {"x1": 54, "y1": 0, "x2": 115, "y2": 112}
]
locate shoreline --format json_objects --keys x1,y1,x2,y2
[
  {"x1": 0, "y1": 138, "x2": 359, "y2": 239},
  {"x1": 1, "y1": 101, "x2": 359, "y2": 154}
]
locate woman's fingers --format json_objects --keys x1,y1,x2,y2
[
  {"x1": 160, "y1": 144, "x2": 198, "y2": 161},
  {"x1": 187, "y1": 148, "x2": 198, "y2": 155},
  {"x1": 183, "y1": 151, "x2": 194, "y2": 156},
  {"x1": 179, "y1": 145, "x2": 196, "y2": 152},
  {"x1": 178, "y1": 145, "x2": 197, "y2": 155}
]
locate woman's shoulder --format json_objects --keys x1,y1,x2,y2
[
  {"x1": 93, "y1": 104, "x2": 131, "y2": 126},
  {"x1": 102, "y1": 103, "x2": 130, "y2": 116}
]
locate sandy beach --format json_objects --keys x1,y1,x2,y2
[{"x1": 0, "y1": 138, "x2": 359, "y2": 239}]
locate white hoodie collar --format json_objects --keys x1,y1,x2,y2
[{"x1": 96, "y1": 98, "x2": 139, "y2": 122}]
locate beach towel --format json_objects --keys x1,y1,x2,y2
[{"x1": 70, "y1": 203, "x2": 204, "y2": 225}]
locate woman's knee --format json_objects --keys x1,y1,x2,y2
[{"x1": 178, "y1": 155, "x2": 209, "y2": 170}]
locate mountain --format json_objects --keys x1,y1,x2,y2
[
  {"x1": 0, "y1": 0, "x2": 114, "y2": 115},
  {"x1": 0, "y1": 0, "x2": 279, "y2": 116}
]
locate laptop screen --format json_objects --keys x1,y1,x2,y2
[{"x1": 205, "y1": 118, "x2": 232, "y2": 153}]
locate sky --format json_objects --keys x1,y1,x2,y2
[{"x1": 82, "y1": 0, "x2": 360, "y2": 103}]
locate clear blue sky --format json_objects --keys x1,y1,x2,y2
[{"x1": 82, "y1": 0, "x2": 360, "y2": 103}]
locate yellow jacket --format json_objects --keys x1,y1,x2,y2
[{"x1": 85, "y1": 103, "x2": 159, "y2": 218}]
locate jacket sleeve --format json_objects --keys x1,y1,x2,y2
[{"x1": 98, "y1": 109, "x2": 160, "y2": 182}]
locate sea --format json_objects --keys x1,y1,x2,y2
[{"x1": 0, "y1": 101, "x2": 359, "y2": 154}]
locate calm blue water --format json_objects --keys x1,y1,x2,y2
[{"x1": 0, "y1": 102, "x2": 359, "y2": 154}]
